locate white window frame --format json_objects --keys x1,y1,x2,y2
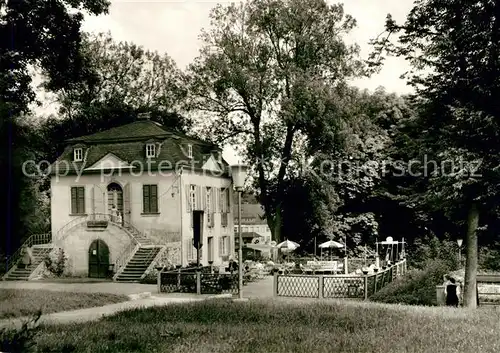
[
  {"x1": 190, "y1": 185, "x2": 196, "y2": 210},
  {"x1": 73, "y1": 148, "x2": 83, "y2": 162},
  {"x1": 188, "y1": 144, "x2": 193, "y2": 158},
  {"x1": 146, "y1": 143, "x2": 156, "y2": 158}
]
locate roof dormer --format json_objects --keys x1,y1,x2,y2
[
  {"x1": 145, "y1": 143, "x2": 156, "y2": 158},
  {"x1": 72, "y1": 143, "x2": 87, "y2": 162},
  {"x1": 73, "y1": 148, "x2": 83, "y2": 162}
]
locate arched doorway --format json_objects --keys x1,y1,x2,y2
[
  {"x1": 107, "y1": 182, "x2": 123, "y2": 217},
  {"x1": 88, "y1": 239, "x2": 110, "y2": 278}
]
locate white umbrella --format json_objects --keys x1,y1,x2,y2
[
  {"x1": 319, "y1": 240, "x2": 345, "y2": 261},
  {"x1": 318, "y1": 240, "x2": 344, "y2": 249},
  {"x1": 276, "y1": 240, "x2": 299, "y2": 250},
  {"x1": 276, "y1": 240, "x2": 299, "y2": 262}
]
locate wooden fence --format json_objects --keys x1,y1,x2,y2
[
  {"x1": 274, "y1": 259, "x2": 407, "y2": 299},
  {"x1": 477, "y1": 274, "x2": 500, "y2": 306}
]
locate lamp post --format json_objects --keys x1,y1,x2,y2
[
  {"x1": 231, "y1": 164, "x2": 248, "y2": 300},
  {"x1": 457, "y1": 238, "x2": 463, "y2": 265}
]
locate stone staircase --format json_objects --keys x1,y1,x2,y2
[
  {"x1": 115, "y1": 246, "x2": 162, "y2": 282},
  {"x1": 123, "y1": 224, "x2": 153, "y2": 245},
  {"x1": 4, "y1": 247, "x2": 53, "y2": 281}
]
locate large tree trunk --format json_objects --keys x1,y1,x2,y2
[
  {"x1": 463, "y1": 202, "x2": 479, "y2": 308},
  {"x1": 272, "y1": 204, "x2": 282, "y2": 243}
]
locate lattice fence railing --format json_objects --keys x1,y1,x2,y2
[
  {"x1": 159, "y1": 269, "x2": 239, "y2": 295},
  {"x1": 274, "y1": 259, "x2": 407, "y2": 300}
]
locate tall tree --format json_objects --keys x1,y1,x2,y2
[
  {"x1": 40, "y1": 32, "x2": 190, "y2": 162},
  {"x1": 371, "y1": 0, "x2": 500, "y2": 307},
  {"x1": 0, "y1": 0, "x2": 109, "y2": 259},
  {"x1": 186, "y1": 0, "x2": 363, "y2": 242}
]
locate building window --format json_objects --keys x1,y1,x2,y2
[
  {"x1": 188, "y1": 144, "x2": 193, "y2": 158},
  {"x1": 221, "y1": 213, "x2": 228, "y2": 227},
  {"x1": 189, "y1": 185, "x2": 196, "y2": 210},
  {"x1": 187, "y1": 238, "x2": 195, "y2": 260},
  {"x1": 70, "y1": 187, "x2": 85, "y2": 214},
  {"x1": 143, "y1": 184, "x2": 158, "y2": 213},
  {"x1": 73, "y1": 148, "x2": 83, "y2": 162},
  {"x1": 220, "y1": 236, "x2": 229, "y2": 256},
  {"x1": 146, "y1": 143, "x2": 156, "y2": 158}
]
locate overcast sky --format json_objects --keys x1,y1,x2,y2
[{"x1": 70, "y1": 0, "x2": 416, "y2": 164}]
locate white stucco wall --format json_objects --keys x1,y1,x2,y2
[
  {"x1": 51, "y1": 171, "x2": 181, "y2": 241},
  {"x1": 57, "y1": 223, "x2": 132, "y2": 276},
  {"x1": 50, "y1": 167, "x2": 235, "y2": 271},
  {"x1": 179, "y1": 169, "x2": 234, "y2": 267}
]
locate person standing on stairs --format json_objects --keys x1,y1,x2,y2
[
  {"x1": 110, "y1": 204, "x2": 117, "y2": 223},
  {"x1": 20, "y1": 246, "x2": 33, "y2": 269}
]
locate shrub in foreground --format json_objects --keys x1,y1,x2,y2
[
  {"x1": 0, "y1": 312, "x2": 40, "y2": 353},
  {"x1": 370, "y1": 259, "x2": 454, "y2": 306}
]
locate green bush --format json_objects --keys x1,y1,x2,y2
[
  {"x1": 479, "y1": 246, "x2": 500, "y2": 272},
  {"x1": 408, "y1": 236, "x2": 460, "y2": 271},
  {"x1": 0, "y1": 312, "x2": 40, "y2": 353},
  {"x1": 43, "y1": 248, "x2": 67, "y2": 277},
  {"x1": 370, "y1": 259, "x2": 455, "y2": 306}
]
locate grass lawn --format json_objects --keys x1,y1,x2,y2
[
  {"x1": 33, "y1": 299, "x2": 500, "y2": 353},
  {"x1": 0, "y1": 289, "x2": 129, "y2": 319}
]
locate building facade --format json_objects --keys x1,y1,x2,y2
[
  {"x1": 233, "y1": 201, "x2": 274, "y2": 259},
  {"x1": 44, "y1": 118, "x2": 235, "y2": 279}
]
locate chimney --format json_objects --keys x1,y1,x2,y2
[{"x1": 137, "y1": 112, "x2": 151, "y2": 120}]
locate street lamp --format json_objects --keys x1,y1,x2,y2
[
  {"x1": 457, "y1": 238, "x2": 463, "y2": 265},
  {"x1": 231, "y1": 164, "x2": 248, "y2": 300}
]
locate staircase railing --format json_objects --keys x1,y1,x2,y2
[
  {"x1": 141, "y1": 246, "x2": 167, "y2": 280},
  {"x1": 54, "y1": 215, "x2": 90, "y2": 246},
  {"x1": 56, "y1": 213, "x2": 145, "y2": 247},
  {"x1": 89, "y1": 213, "x2": 147, "y2": 243},
  {"x1": 113, "y1": 241, "x2": 141, "y2": 280},
  {"x1": 4, "y1": 233, "x2": 52, "y2": 274}
]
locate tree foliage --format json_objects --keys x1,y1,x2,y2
[
  {"x1": 40, "y1": 32, "x2": 191, "y2": 163},
  {"x1": 0, "y1": 0, "x2": 109, "y2": 257},
  {"x1": 186, "y1": 0, "x2": 364, "y2": 242},
  {"x1": 371, "y1": 0, "x2": 500, "y2": 307}
]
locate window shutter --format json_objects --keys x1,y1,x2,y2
[
  {"x1": 123, "y1": 183, "x2": 130, "y2": 221},
  {"x1": 219, "y1": 188, "x2": 224, "y2": 213},
  {"x1": 77, "y1": 187, "x2": 85, "y2": 214},
  {"x1": 211, "y1": 188, "x2": 216, "y2": 226},
  {"x1": 211, "y1": 188, "x2": 216, "y2": 213},
  {"x1": 196, "y1": 185, "x2": 202, "y2": 210},
  {"x1": 219, "y1": 237, "x2": 223, "y2": 256},
  {"x1": 143, "y1": 185, "x2": 150, "y2": 213},
  {"x1": 227, "y1": 187, "x2": 232, "y2": 213},
  {"x1": 185, "y1": 186, "x2": 191, "y2": 212},
  {"x1": 151, "y1": 185, "x2": 158, "y2": 213},
  {"x1": 200, "y1": 186, "x2": 206, "y2": 211},
  {"x1": 186, "y1": 239, "x2": 193, "y2": 260},
  {"x1": 213, "y1": 187, "x2": 218, "y2": 213},
  {"x1": 71, "y1": 187, "x2": 77, "y2": 214},
  {"x1": 91, "y1": 186, "x2": 95, "y2": 215}
]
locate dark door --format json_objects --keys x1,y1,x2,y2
[{"x1": 88, "y1": 239, "x2": 110, "y2": 278}]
